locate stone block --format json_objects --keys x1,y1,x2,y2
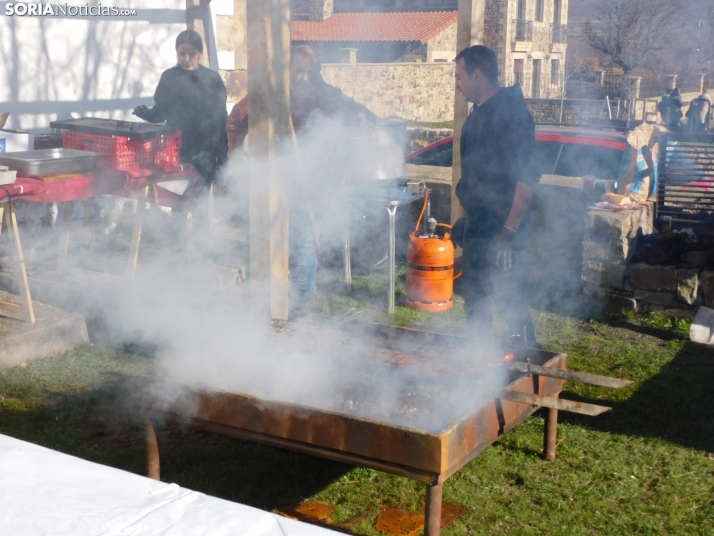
[
  {"x1": 0, "y1": 290, "x2": 89, "y2": 370},
  {"x1": 585, "y1": 210, "x2": 638, "y2": 242},
  {"x1": 686, "y1": 251, "x2": 711, "y2": 267},
  {"x1": 580, "y1": 287, "x2": 636, "y2": 314},
  {"x1": 629, "y1": 265, "x2": 677, "y2": 291},
  {"x1": 701, "y1": 271, "x2": 714, "y2": 307},
  {"x1": 633, "y1": 290, "x2": 676, "y2": 307},
  {"x1": 676, "y1": 269, "x2": 699, "y2": 305},
  {"x1": 582, "y1": 260, "x2": 627, "y2": 290},
  {"x1": 582, "y1": 239, "x2": 629, "y2": 264},
  {"x1": 637, "y1": 202, "x2": 655, "y2": 236}
]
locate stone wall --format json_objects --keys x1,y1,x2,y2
[
  {"x1": 426, "y1": 22, "x2": 457, "y2": 61},
  {"x1": 483, "y1": 0, "x2": 503, "y2": 54},
  {"x1": 216, "y1": 0, "x2": 249, "y2": 104},
  {"x1": 584, "y1": 263, "x2": 714, "y2": 315},
  {"x1": 216, "y1": 0, "x2": 247, "y2": 71},
  {"x1": 321, "y1": 62, "x2": 455, "y2": 122},
  {"x1": 580, "y1": 203, "x2": 714, "y2": 314},
  {"x1": 578, "y1": 203, "x2": 696, "y2": 314}
]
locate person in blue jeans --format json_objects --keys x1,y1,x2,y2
[
  {"x1": 226, "y1": 45, "x2": 375, "y2": 318},
  {"x1": 288, "y1": 206, "x2": 318, "y2": 317}
]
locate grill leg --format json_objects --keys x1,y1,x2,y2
[
  {"x1": 127, "y1": 186, "x2": 149, "y2": 278},
  {"x1": 425, "y1": 482, "x2": 443, "y2": 536},
  {"x1": 57, "y1": 201, "x2": 74, "y2": 274},
  {"x1": 145, "y1": 418, "x2": 160, "y2": 480},
  {"x1": 387, "y1": 204, "x2": 397, "y2": 314},
  {"x1": 543, "y1": 407, "x2": 558, "y2": 461}
]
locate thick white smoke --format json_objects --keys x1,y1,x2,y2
[{"x1": 5, "y1": 115, "x2": 508, "y2": 433}]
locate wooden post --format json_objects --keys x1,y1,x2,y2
[
  {"x1": 145, "y1": 418, "x2": 161, "y2": 480},
  {"x1": 246, "y1": 0, "x2": 291, "y2": 320},
  {"x1": 3, "y1": 200, "x2": 36, "y2": 324},
  {"x1": 56, "y1": 201, "x2": 74, "y2": 274},
  {"x1": 450, "y1": 0, "x2": 486, "y2": 227},
  {"x1": 186, "y1": 0, "x2": 214, "y2": 68},
  {"x1": 126, "y1": 187, "x2": 149, "y2": 279},
  {"x1": 82, "y1": 199, "x2": 96, "y2": 243}
]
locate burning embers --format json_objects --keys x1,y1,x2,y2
[{"x1": 252, "y1": 319, "x2": 509, "y2": 432}]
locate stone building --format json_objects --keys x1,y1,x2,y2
[
  {"x1": 291, "y1": 1, "x2": 458, "y2": 63},
  {"x1": 214, "y1": 0, "x2": 570, "y2": 120},
  {"x1": 484, "y1": 0, "x2": 569, "y2": 99}
]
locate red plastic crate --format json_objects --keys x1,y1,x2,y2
[{"x1": 62, "y1": 130, "x2": 182, "y2": 170}]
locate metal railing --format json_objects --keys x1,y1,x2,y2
[
  {"x1": 565, "y1": 72, "x2": 709, "y2": 100},
  {"x1": 501, "y1": 71, "x2": 530, "y2": 90},
  {"x1": 512, "y1": 19, "x2": 533, "y2": 42},
  {"x1": 500, "y1": 71, "x2": 564, "y2": 99},
  {"x1": 551, "y1": 24, "x2": 567, "y2": 44}
]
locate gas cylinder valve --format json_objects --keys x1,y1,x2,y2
[{"x1": 426, "y1": 217, "x2": 438, "y2": 234}]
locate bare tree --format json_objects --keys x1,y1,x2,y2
[{"x1": 582, "y1": 0, "x2": 684, "y2": 74}]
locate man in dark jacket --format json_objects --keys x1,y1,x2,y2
[
  {"x1": 226, "y1": 45, "x2": 375, "y2": 318},
  {"x1": 453, "y1": 45, "x2": 541, "y2": 346},
  {"x1": 134, "y1": 30, "x2": 228, "y2": 184},
  {"x1": 226, "y1": 45, "x2": 374, "y2": 152}
]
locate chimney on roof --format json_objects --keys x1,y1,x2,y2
[{"x1": 310, "y1": 0, "x2": 333, "y2": 21}]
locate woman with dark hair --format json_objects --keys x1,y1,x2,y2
[{"x1": 133, "y1": 30, "x2": 228, "y2": 184}]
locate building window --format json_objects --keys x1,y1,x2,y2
[
  {"x1": 551, "y1": 59, "x2": 560, "y2": 85},
  {"x1": 514, "y1": 59, "x2": 524, "y2": 86},
  {"x1": 536, "y1": 0, "x2": 544, "y2": 22}
]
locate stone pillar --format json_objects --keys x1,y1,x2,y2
[
  {"x1": 597, "y1": 70, "x2": 606, "y2": 87},
  {"x1": 625, "y1": 76, "x2": 641, "y2": 99},
  {"x1": 339, "y1": 48, "x2": 358, "y2": 64},
  {"x1": 667, "y1": 74, "x2": 678, "y2": 91},
  {"x1": 700, "y1": 73, "x2": 707, "y2": 94},
  {"x1": 310, "y1": 0, "x2": 333, "y2": 21}
]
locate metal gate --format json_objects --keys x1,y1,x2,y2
[{"x1": 657, "y1": 133, "x2": 714, "y2": 230}]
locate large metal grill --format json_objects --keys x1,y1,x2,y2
[
  {"x1": 143, "y1": 319, "x2": 630, "y2": 535},
  {"x1": 657, "y1": 133, "x2": 714, "y2": 230}
]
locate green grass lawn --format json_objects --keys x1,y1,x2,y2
[{"x1": 1, "y1": 279, "x2": 713, "y2": 534}]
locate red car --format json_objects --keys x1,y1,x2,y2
[{"x1": 407, "y1": 126, "x2": 629, "y2": 181}]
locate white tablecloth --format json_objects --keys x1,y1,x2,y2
[{"x1": 0, "y1": 433, "x2": 337, "y2": 535}]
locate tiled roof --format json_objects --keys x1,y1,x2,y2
[{"x1": 292, "y1": 11, "x2": 458, "y2": 43}]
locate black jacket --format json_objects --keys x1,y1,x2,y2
[
  {"x1": 455, "y1": 85, "x2": 540, "y2": 237},
  {"x1": 136, "y1": 64, "x2": 228, "y2": 181},
  {"x1": 290, "y1": 73, "x2": 376, "y2": 132}
]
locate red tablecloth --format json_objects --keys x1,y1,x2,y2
[{"x1": 0, "y1": 164, "x2": 204, "y2": 208}]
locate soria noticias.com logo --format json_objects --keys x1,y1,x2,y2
[{"x1": 4, "y1": 3, "x2": 137, "y2": 16}]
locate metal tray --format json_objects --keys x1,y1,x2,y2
[
  {"x1": 50, "y1": 117, "x2": 176, "y2": 139},
  {"x1": 0, "y1": 148, "x2": 100, "y2": 177}
]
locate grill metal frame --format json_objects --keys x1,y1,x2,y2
[
  {"x1": 657, "y1": 132, "x2": 714, "y2": 230},
  {"x1": 143, "y1": 322, "x2": 567, "y2": 536}
]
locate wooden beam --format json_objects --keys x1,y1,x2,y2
[
  {"x1": 3, "y1": 200, "x2": 35, "y2": 324},
  {"x1": 246, "y1": 0, "x2": 291, "y2": 320},
  {"x1": 450, "y1": 0, "x2": 486, "y2": 228},
  {"x1": 186, "y1": 0, "x2": 213, "y2": 68}
]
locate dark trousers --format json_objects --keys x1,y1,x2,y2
[{"x1": 461, "y1": 217, "x2": 535, "y2": 343}]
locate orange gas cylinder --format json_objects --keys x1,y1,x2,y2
[{"x1": 406, "y1": 231, "x2": 455, "y2": 311}]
